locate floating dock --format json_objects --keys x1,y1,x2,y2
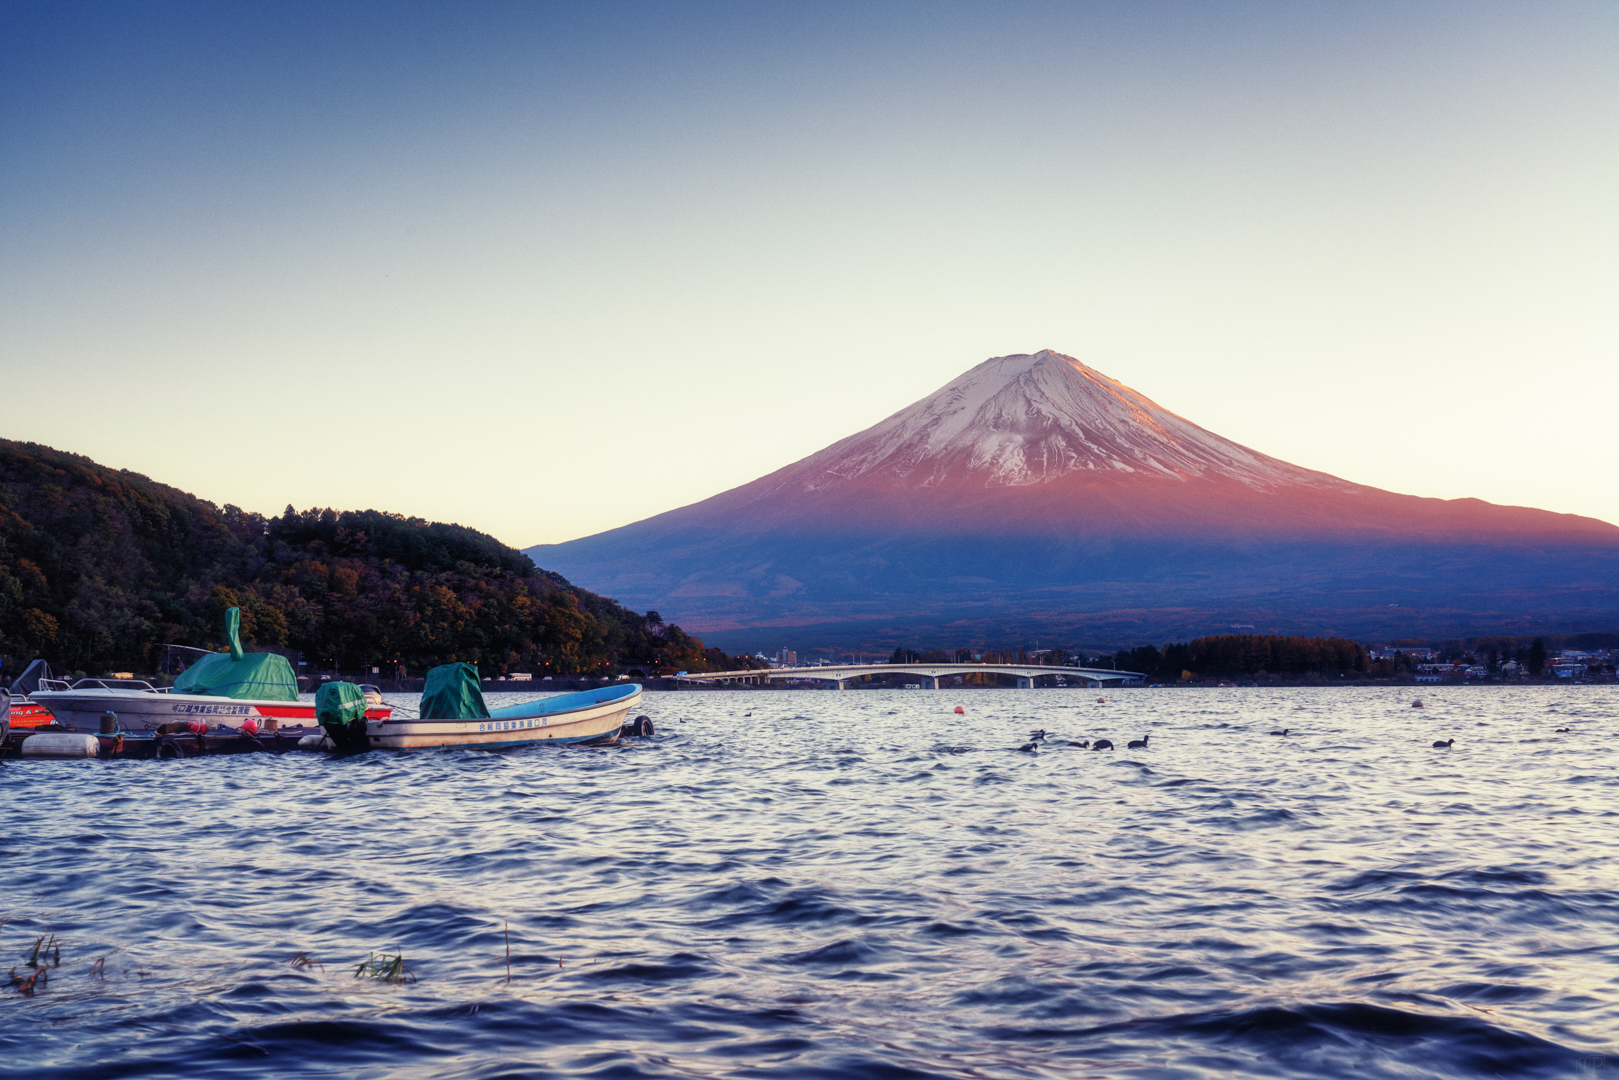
[{"x1": 3, "y1": 721, "x2": 319, "y2": 761}]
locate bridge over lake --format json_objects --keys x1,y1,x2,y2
[{"x1": 672, "y1": 663, "x2": 1146, "y2": 690}]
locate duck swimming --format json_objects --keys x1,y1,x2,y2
[
  {"x1": 1091, "y1": 738, "x2": 1114, "y2": 751},
  {"x1": 1127, "y1": 735, "x2": 1150, "y2": 749},
  {"x1": 1432, "y1": 738, "x2": 1455, "y2": 748},
  {"x1": 1268, "y1": 728, "x2": 1290, "y2": 736},
  {"x1": 1067, "y1": 739, "x2": 1090, "y2": 748}
]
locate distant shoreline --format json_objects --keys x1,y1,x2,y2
[{"x1": 340, "y1": 675, "x2": 1605, "y2": 694}]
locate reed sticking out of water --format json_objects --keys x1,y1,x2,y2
[
  {"x1": 10, "y1": 934, "x2": 59, "y2": 996},
  {"x1": 288, "y1": 953, "x2": 323, "y2": 972},
  {"x1": 26, "y1": 934, "x2": 59, "y2": 969},
  {"x1": 354, "y1": 951, "x2": 415, "y2": 984},
  {"x1": 9, "y1": 964, "x2": 45, "y2": 996},
  {"x1": 89, "y1": 956, "x2": 106, "y2": 980}
]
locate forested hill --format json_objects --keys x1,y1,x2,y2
[{"x1": 0, "y1": 439, "x2": 740, "y2": 679}]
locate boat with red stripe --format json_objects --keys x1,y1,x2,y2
[{"x1": 28, "y1": 607, "x2": 389, "y2": 734}]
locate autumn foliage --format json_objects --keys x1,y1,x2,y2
[{"x1": 0, "y1": 440, "x2": 734, "y2": 677}]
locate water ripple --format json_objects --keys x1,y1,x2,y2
[{"x1": 2, "y1": 685, "x2": 1616, "y2": 1077}]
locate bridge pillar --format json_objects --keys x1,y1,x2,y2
[
  {"x1": 1017, "y1": 676, "x2": 1034, "y2": 689},
  {"x1": 832, "y1": 679, "x2": 844, "y2": 690}
]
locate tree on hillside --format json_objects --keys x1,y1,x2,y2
[
  {"x1": 1115, "y1": 645, "x2": 1162, "y2": 675},
  {"x1": 1527, "y1": 638, "x2": 1547, "y2": 677},
  {"x1": 1158, "y1": 643, "x2": 1193, "y2": 680}
]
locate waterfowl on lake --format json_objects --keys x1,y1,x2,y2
[
  {"x1": 1091, "y1": 738, "x2": 1114, "y2": 751},
  {"x1": 1127, "y1": 735, "x2": 1150, "y2": 749},
  {"x1": 1028, "y1": 729, "x2": 1048, "y2": 740},
  {"x1": 1555, "y1": 727, "x2": 1571, "y2": 733},
  {"x1": 1433, "y1": 738, "x2": 1454, "y2": 748},
  {"x1": 1067, "y1": 739, "x2": 1090, "y2": 748},
  {"x1": 1268, "y1": 728, "x2": 1290, "y2": 736},
  {"x1": 1017, "y1": 742, "x2": 1038, "y2": 752}
]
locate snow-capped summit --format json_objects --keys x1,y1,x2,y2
[
  {"x1": 529, "y1": 349, "x2": 1619, "y2": 639},
  {"x1": 777, "y1": 350, "x2": 1346, "y2": 492}
]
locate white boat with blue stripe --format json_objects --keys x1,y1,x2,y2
[{"x1": 367, "y1": 678, "x2": 642, "y2": 751}]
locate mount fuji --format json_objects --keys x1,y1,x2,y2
[{"x1": 529, "y1": 351, "x2": 1619, "y2": 645}]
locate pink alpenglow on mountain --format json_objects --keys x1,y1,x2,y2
[{"x1": 529, "y1": 351, "x2": 1619, "y2": 642}]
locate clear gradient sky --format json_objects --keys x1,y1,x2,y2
[{"x1": 3, "y1": 2, "x2": 1615, "y2": 548}]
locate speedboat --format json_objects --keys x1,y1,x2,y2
[
  {"x1": 28, "y1": 608, "x2": 391, "y2": 734},
  {"x1": 323, "y1": 662, "x2": 640, "y2": 751},
  {"x1": 26, "y1": 676, "x2": 370, "y2": 733}
]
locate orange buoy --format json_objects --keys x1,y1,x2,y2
[
  {"x1": 953, "y1": 706, "x2": 965, "y2": 714},
  {"x1": 1096, "y1": 698, "x2": 1106, "y2": 704}
]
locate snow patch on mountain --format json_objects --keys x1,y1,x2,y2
[{"x1": 783, "y1": 351, "x2": 1352, "y2": 492}]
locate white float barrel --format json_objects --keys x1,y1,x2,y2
[{"x1": 21, "y1": 733, "x2": 101, "y2": 758}]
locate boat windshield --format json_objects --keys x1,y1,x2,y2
[{"x1": 70, "y1": 678, "x2": 160, "y2": 692}]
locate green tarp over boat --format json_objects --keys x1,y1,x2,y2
[
  {"x1": 172, "y1": 607, "x2": 299, "y2": 701},
  {"x1": 419, "y1": 662, "x2": 489, "y2": 720},
  {"x1": 315, "y1": 681, "x2": 368, "y2": 728},
  {"x1": 316, "y1": 680, "x2": 371, "y2": 752},
  {"x1": 172, "y1": 651, "x2": 298, "y2": 700}
]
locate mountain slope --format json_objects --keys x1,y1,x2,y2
[
  {"x1": 529, "y1": 351, "x2": 1619, "y2": 642},
  {"x1": 770, "y1": 351, "x2": 1346, "y2": 492},
  {"x1": 0, "y1": 439, "x2": 733, "y2": 676}
]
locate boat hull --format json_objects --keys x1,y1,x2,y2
[
  {"x1": 29, "y1": 688, "x2": 389, "y2": 732},
  {"x1": 368, "y1": 686, "x2": 640, "y2": 750},
  {"x1": 7, "y1": 698, "x2": 57, "y2": 729}
]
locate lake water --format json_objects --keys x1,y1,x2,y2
[{"x1": 2, "y1": 686, "x2": 1616, "y2": 1078}]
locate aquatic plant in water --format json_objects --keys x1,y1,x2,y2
[
  {"x1": 354, "y1": 951, "x2": 415, "y2": 984},
  {"x1": 27, "y1": 933, "x2": 59, "y2": 968},
  {"x1": 9, "y1": 933, "x2": 58, "y2": 996}
]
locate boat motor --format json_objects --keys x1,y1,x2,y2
[{"x1": 316, "y1": 681, "x2": 371, "y2": 753}]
